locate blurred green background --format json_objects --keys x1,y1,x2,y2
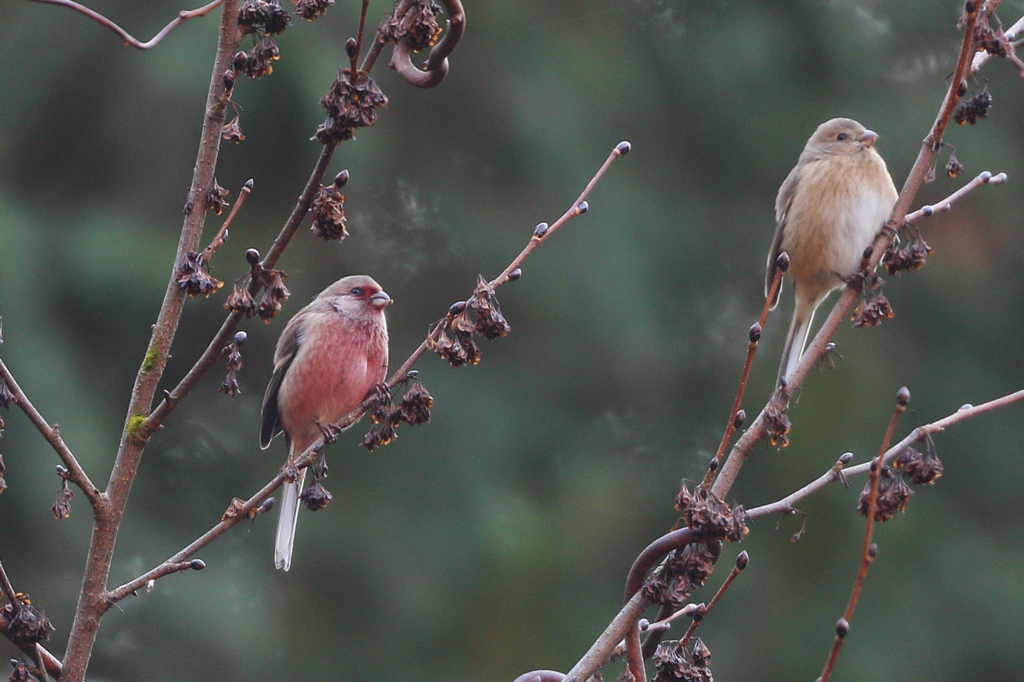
[{"x1": 2, "y1": 1, "x2": 1023, "y2": 680}]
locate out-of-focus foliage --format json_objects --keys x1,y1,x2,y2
[{"x1": 1, "y1": 1, "x2": 1023, "y2": 680}]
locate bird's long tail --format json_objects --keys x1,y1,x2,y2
[
  {"x1": 275, "y1": 461, "x2": 306, "y2": 571},
  {"x1": 777, "y1": 300, "x2": 817, "y2": 387}
]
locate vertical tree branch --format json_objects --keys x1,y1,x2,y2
[{"x1": 60, "y1": 3, "x2": 241, "y2": 679}]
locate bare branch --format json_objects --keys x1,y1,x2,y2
[
  {"x1": 104, "y1": 474, "x2": 285, "y2": 605},
  {"x1": 703, "y1": 260, "x2": 786, "y2": 487},
  {"x1": 0, "y1": 357, "x2": 101, "y2": 506},
  {"x1": 27, "y1": 0, "x2": 227, "y2": 50},
  {"x1": 818, "y1": 388, "x2": 909, "y2": 682},
  {"x1": 904, "y1": 170, "x2": 1006, "y2": 223},
  {"x1": 747, "y1": 386, "x2": 1024, "y2": 521}
]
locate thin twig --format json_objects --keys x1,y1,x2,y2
[
  {"x1": 624, "y1": 623, "x2": 645, "y2": 682},
  {"x1": 711, "y1": 2, "x2": 983, "y2": 502},
  {"x1": 105, "y1": 471, "x2": 289, "y2": 604},
  {"x1": 818, "y1": 388, "x2": 908, "y2": 682},
  {"x1": 746, "y1": 387, "x2": 1024, "y2": 520},
  {"x1": 971, "y1": 11, "x2": 1024, "y2": 73},
  {"x1": 0, "y1": 357, "x2": 101, "y2": 506},
  {"x1": 201, "y1": 179, "x2": 253, "y2": 261},
  {"x1": 677, "y1": 551, "x2": 748, "y2": 649},
  {"x1": 27, "y1": 0, "x2": 227, "y2": 50},
  {"x1": 904, "y1": 171, "x2": 1006, "y2": 223},
  {"x1": 0, "y1": 560, "x2": 19, "y2": 610},
  {"x1": 702, "y1": 264, "x2": 785, "y2": 487}
]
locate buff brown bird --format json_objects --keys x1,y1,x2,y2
[
  {"x1": 766, "y1": 118, "x2": 898, "y2": 385},
  {"x1": 260, "y1": 275, "x2": 391, "y2": 571}
]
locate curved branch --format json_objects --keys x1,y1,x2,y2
[
  {"x1": 27, "y1": 0, "x2": 227, "y2": 50},
  {"x1": 388, "y1": 0, "x2": 465, "y2": 88}
]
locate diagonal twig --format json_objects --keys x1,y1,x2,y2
[{"x1": 0, "y1": 357, "x2": 101, "y2": 506}]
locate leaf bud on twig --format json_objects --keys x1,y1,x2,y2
[{"x1": 733, "y1": 410, "x2": 745, "y2": 429}]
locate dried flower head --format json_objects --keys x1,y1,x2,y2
[
  {"x1": 208, "y1": 179, "x2": 230, "y2": 216},
  {"x1": 396, "y1": 378, "x2": 433, "y2": 425},
  {"x1": 974, "y1": 24, "x2": 1008, "y2": 57},
  {"x1": 223, "y1": 115, "x2": 245, "y2": 143},
  {"x1": 765, "y1": 389, "x2": 791, "y2": 448},
  {"x1": 241, "y1": 38, "x2": 280, "y2": 78},
  {"x1": 653, "y1": 638, "x2": 714, "y2": 682},
  {"x1": 9, "y1": 659, "x2": 33, "y2": 682},
  {"x1": 954, "y1": 87, "x2": 992, "y2": 125},
  {"x1": 883, "y1": 232, "x2": 933, "y2": 276},
  {"x1": 51, "y1": 480, "x2": 73, "y2": 520},
  {"x1": 315, "y1": 70, "x2": 388, "y2": 144},
  {"x1": 894, "y1": 446, "x2": 945, "y2": 485},
  {"x1": 0, "y1": 378, "x2": 12, "y2": 409},
  {"x1": 379, "y1": 0, "x2": 443, "y2": 51},
  {"x1": 239, "y1": 0, "x2": 290, "y2": 35},
  {"x1": 222, "y1": 497, "x2": 247, "y2": 521},
  {"x1": 294, "y1": 0, "x2": 334, "y2": 20},
  {"x1": 852, "y1": 292, "x2": 895, "y2": 328},
  {"x1": 858, "y1": 467, "x2": 913, "y2": 522},
  {"x1": 467, "y1": 275, "x2": 511, "y2": 340},
  {"x1": 177, "y1": 252, "x2": 224, "y2": 298},
  {"x1": 300, "y1": 480, "x2": 333, "y2": 510},
  {"x1": 310, "y1": 184, "x2": 348, "y2": 241},
  {"x1": 224, "y1": 282, "x2": 259, "y2": 317},
  {"x1": 256, "y1": 270, "x2": 291, "y2": 322},
  {"x1": 677, "y1": 483, "x2": 747, "y2": 540},
  {"x1": 1, "y1": 597, "x2": 54, "y2": 646},
  {"x1": 945, "y1": 149, "x2": 964, "y2": 178}
]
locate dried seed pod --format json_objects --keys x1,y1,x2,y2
[
  {"x1": 294, "y1": 0, "x2": 333, "y2": 21},
  {"x1": 300, "y1": 480, "x2": 333, "y2": 510},
  {"x1": 397, "y1": 379, "x2": 433, "y2": 425},
  {"x1": 315, "y1": 70, "x2": 388, "y2": 144},
  {"x1": 176, "y1": 252, "x2": 223, "y2": 298},
  {"x1": 858, "y1": 467, "x2": 913, "y2": 522},
  {"x1": 310, "y1": 184, "x2": 348, "y2": 241},
  {"x1": 222, "y1": 115, "x2": 245, "y2": 143},
  {"x1": 378, "y1": 0, "x2": 443, "y2": 51},
  {"x1": 852, "y1": 292, "x2": 895, "y2": 328}
]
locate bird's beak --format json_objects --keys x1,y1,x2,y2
[
  {"x1": 858, "y1": 130, "x2": 878, "y2": 147},
  {"x1": 370, "y1": 291, "x2": 392, "y2": 308}
]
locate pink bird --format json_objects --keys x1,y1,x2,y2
[{"x1": 260, "y1": 275, "x2": 391, "y2": 571}]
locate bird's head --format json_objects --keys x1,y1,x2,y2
[
  {"x1": 320, "y1": 275, "x2": 391, "y2": 317},
  {"x1": 806, "y1": 118, "x2": 879, "y2": 156}
]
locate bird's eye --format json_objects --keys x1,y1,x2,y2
[
  {"x1": 836, "y1": 133, "x2": 848, "y2": 141},
  {"x1": 350, "y1": 287, "x2": 364, "y2": 296}
]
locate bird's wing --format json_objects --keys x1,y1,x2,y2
[
  {"x1": 765, "y1": 163, "x2": 802, "y2": 307},
  {"x1": 260, "y1": 314, "x2": 303, "y2": 449}
]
